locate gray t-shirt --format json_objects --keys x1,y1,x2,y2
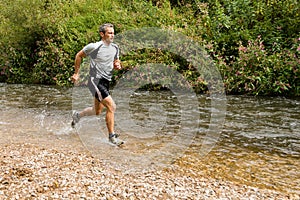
[{"x1": 83, "y1": 41, "x2": 119, "y2": 81}]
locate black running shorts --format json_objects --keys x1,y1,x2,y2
[{"x1": 88, "y1": 76, "x2": 110, "y2": 102}]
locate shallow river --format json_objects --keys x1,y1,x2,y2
[{"x1": 0, "y1": 83, "x2": 299, "y2": 194}]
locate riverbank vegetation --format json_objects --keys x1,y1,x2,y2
[{"x1": 0, "y1": 0, "x2": 299, "y2": 96}]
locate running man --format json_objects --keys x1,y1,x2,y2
[{"x1": 70, "y1": 23, "x2": 123, "y2": 145}]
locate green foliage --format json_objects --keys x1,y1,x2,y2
[
  {"x1": 201, "y1": 0, "x2": 299, "y2": 54},
  {"x1": 112, "y1": 48, "x2": 207, "y2": 92},
  {"x1": 218, "y1": 36, "x2": 300, "y2": 96},
  {"x1": 200, "y1": 0, "x2": 299, "y2": 96},
  {"x1": 0, "y1": 0, "x2": 299, "y2": 96},
  {"x1": 0, "y1": 0, "x2": 116, "y2": 85}
]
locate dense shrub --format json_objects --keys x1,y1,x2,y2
[
  {"x1": 0, "y1": 0, "x2": 117, "y2": 85},
  {"x1": 0, "y1": 0, "x2": 299, "y2": 96},
  {"x1": 201, "y1": 0, "x2": 300, "y2": 96},
  {"x1": 218, "y1": 36, "x2": 300, "y2": 96}
]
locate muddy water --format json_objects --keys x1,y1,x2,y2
[{"x1": 0, "y1": 83, "x2": 299, "y2": 194}]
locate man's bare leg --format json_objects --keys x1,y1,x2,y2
[
  {"x1": 71, "y1": 98, "x2": 104, "y2": 127},
  {"x1": 101, "y1": 95, "x2": 116, "y2": 134},
  {"x1": 101, "y1": 95, "x2": 123, "y2": 145},
  {"x1": 78, "y1": 98, "x2": 104, "y2": 117}
]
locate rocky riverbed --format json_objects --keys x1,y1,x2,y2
[{"x1": 0, "y1": 138, "x2": 298, "y2": 200}]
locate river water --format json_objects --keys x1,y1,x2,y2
[{"x1": 0, "y1": 83, "x2": 299, "y2": 194}]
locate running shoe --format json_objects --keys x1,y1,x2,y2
[
  {"x1": 71, "y1": 111, "x2": 80, "y2": 128},
  {"x1": 109, "y1": 133, "x2": 124, "y2": 146}
]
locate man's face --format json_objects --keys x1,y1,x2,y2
[{"x1": 101, "y1": 27, "x2": 114, "y2": 44}]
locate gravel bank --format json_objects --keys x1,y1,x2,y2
[{"x1": 0, "y1": 142, "x2": 297, "y2": 200}]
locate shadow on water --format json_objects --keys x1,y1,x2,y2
[{"x1": 1, "y1": 83, "x2": 299, "y2": 194}]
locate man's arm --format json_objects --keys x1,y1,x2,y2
[{"x1": 71, "y1": 50, "x2": 86, "y2": 83}]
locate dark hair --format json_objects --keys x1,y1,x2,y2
[{"x1": 99, "y1": 23, "x2": 114, "y2": 34}]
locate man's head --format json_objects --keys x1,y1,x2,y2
[{"x1": 99, "y1": 23, "x2": 114, "y2": 44}]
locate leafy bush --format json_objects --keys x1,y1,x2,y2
[
  {"x1": 218, "y1": 36, "x2": 300, "y2": 96},
  {"x1": 0, "y1": 0, "x2": 299, "y2": 96},
  {"x1": 0, "y1": 0, "x2": 116, "y2": 85}
]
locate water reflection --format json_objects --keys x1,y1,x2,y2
[
  {"x1": 224, "y1": 96, "x2": 300, "y2": 157},
  {"x1": 128, "y1": 91, "x2": 181, "y2": 133}
]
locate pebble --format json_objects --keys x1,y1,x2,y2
[{"x1": 0, "y1": 143, "x2": 296, "y2": 199}]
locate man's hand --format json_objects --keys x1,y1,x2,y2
[
  {"x1": 71, "y1": 73, "x2": 79, "y2": 83},
  {"x1": 113, "y1": 59, "x2": 122, "y2": 70},
  {"x1": 71, "y1": 50, "x2": 85, "y2": 84}
]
